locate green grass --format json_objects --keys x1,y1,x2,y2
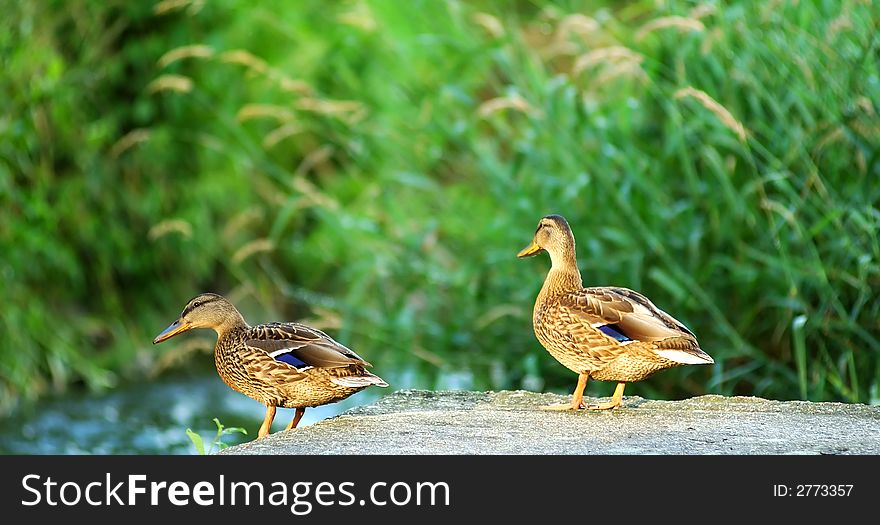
[
  {"x1": 1, "y1": 0, "x2": 878, "y2": 414},
  {"x1": 186, "y1": 417, "x2": 247, "y2": 455}
]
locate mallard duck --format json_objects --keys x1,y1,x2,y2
[
  {"x1": 153, "y1": 293, "x2": 387, "y2": 438},
  {"x1": 517, "y1": 215, "x2": 713, "y2": 411}
]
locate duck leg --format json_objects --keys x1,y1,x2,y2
[
  {"x1": 541, "y1": 373, "x2": 588, "y2": 411},
  {"x1": 258, "y1": 405, "x2": 277, "y2": 438},
  {"x1": 285, "y1": 407, "x2": 305, "y2": 430},
  {"x1": 586, "y1": 382, "x2": 626, "y2": 410}
]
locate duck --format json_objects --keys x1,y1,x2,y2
[
  {"x1": 153, "y1": 293, "x2": 387, "y2": 438},
  {"x1": 517, "y1": 214, "x2": 713, "y2": 411}
]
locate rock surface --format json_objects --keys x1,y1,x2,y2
[{"x1": 223, "y1": 390, "x2": 880, "y2": 455}]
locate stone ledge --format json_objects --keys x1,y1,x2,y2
[{"x1": 222, "y1": 390, "x2": 880, "y2": 455}]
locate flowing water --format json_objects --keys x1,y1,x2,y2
[{"x1": 0, "y1": 368, "x2": 388, "y2": 455}]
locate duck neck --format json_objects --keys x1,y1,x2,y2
[
  {"x1": 538, "y1": 250, "x2": 583, "y2": 300},
  {"x1": 213, "y1": 313, "x2": 250, "y2": 345}
]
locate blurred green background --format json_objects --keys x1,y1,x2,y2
[{"x1": 2, "y1": 0, "x2": 879, "y2": 423}]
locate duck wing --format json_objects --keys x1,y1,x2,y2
[
  {"x1": 557, "y1": 287, "x2": 713, "y2": 364},
  {"x1": 244, "y1": 322, "x2": 372, "y2": 370}
]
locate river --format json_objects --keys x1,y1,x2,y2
[{"x1": 0, "y1": 369, "x2": 389, "y2": 454}]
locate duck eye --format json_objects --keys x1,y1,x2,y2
[{"x1": 193, "y1": 301, "x2": 203, "y2": 308}]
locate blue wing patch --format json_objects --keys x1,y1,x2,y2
[
  {"x1": 272, "y1": 350, "x2": 309, "y2": 368},
  {"x1": 598, "y1": 324, "x2": 631, "y2": 342}
]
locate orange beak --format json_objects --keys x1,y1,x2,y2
[
  {"x1": 517, "y1": 241, "x2": 543, "y2": 258},
  {"x1": 152, "y1": 318, "x2": 193, "y2": 344}
]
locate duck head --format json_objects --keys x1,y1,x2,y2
[
  {"x1": 152, "y1": 292, "x2": 244, "y2": 344},
  {"x1": 517, "y1": 214, "x2": 577, "y2": 266}
]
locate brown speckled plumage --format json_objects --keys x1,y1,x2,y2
[
  {"x1": 153, "y1": 293, "x2": 387, "y2": 438},
  {"x1": 518, "y1": 215, "x2": 713, "y2": 410},
  {"x1": 212, "y1": 322, "x2": 381, "y2": 408}
]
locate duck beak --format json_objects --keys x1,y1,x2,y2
[
  {"x1": 153, "y1": 318, "x2": 192, "y2": 344},
  {"x1": 517, "y1": 241, "x2": 543, "y2": 258}
]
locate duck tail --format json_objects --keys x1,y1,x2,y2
[
  {"x1": 654, "y1": 347, "x2": 714, "y2": 365},
  {"x1": 330, "y1": 371, "x2": 389, "y2": 388}
]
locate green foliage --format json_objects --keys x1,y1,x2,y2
[
  {"x1": 186, "y1": 417, "x2": 248, "y2": 455},
  {"x1": 1, "y1": 0, "x2": 878, "y2": 412}
]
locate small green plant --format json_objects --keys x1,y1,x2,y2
[{"x1": 185, "y1": 418, "x2": 248, "y2": 455}]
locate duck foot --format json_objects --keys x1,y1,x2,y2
[
  {"x1": 285, "y1": 407, "x2": 305, "y2": 430},
  {"x1": 541, "y1": 401, "x2": 585, "y2": 411},
  {"x1": 541, "y1": 373, "x2": 588, "y2": 411},
  {"x1": 258, "y1": 405, "x2": 277, "y2": 438},
  {"x1": 585, "y1": 401, "x2": 621, "y2": 410},
  {"x1": 585, "y1": 382, "x2": 626, "y2": 411}
]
